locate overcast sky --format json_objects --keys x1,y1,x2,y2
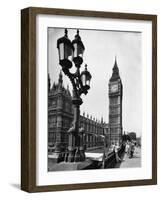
[{"x1": 48, "y1": 28, "x2": 142, "y2": 137}]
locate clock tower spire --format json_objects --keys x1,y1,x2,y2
[
  {"x1": 110, "y1": 56, "x2": 120, "y2": 81},
  {"x1": 108, "y1": 57, "x2": 123, "y2": 146}
]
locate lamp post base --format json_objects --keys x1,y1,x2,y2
[
  {"x1": 79, "y1": 146, "x2": 86, "y2": 162},
  {"x1": 74, "y1": 148, "x2": 82, "y2": 162},
  {"x1": 65, "y1": 147, "x2": 86, "y2": 163},
  {"x1": 66, "y1": 147, "x2": 75, "y2": 162}
]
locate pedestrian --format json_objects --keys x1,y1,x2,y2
[
  {"x1": 114, "y1": 142, "x2": 121, "y2": 162},
  {"x1": 129, "y1": 141, "x2": 135, "y2": 158},
  {"x1": 131, "y1": 141, "x2": 135, "y2": 158},
  {"x1": 102, "y1": 152, "x2": 106, "y2": 169},
  {"x1": 125, "y1": 140, "x2": 130, "y2": 155},
  {"x1": 110, "y1": 142, "x2": 115, "y2": 151}
]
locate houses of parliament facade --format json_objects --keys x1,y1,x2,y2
[{"x1": 48, "y1": 58, "x2": 123, "y2": 160}]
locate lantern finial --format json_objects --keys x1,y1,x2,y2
[
  {"x1": 65, "y1": 29, "x2": 68, "y2": 37},
  {"x1": 75, "y1": 29, "x2": 81, "y2": 40}
]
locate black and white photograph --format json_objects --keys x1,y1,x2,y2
[
  {"x1": 48, "y1": 27, "x2": 142, "y2": 171},
  {"x1": 21, "y1": 7, "x2": 157, "y2": 192}
]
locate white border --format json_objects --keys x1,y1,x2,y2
[{"x1": 36, "y1": 14, "x2": 152, "y2": 186}]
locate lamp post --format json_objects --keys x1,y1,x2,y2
[{"x1": 57, "y1": 29, "x2": 92, "y2": 162}]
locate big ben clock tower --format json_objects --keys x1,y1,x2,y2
[{"x1": 109, "y1": 57, "x2": 123, "y2": 146}]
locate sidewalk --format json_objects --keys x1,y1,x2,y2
[{"x1": 115, "y1": 147, "x2": 141, "y2": 168}]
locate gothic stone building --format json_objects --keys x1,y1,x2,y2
[{"x1": 48, "y1": 71, "x2": 107, "y2": 156}]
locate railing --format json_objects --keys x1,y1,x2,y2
[
  {"x1": 83, "y1": 144, "x2": 125, "y2": 169},
  {"x1": 104, "y1": 145, "x2": 125, "y2": 168}
]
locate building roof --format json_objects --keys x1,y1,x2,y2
[{"x1": 49, "y1": 70, "x2": 71, "y2": 97}]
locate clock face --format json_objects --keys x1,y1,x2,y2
[{"x1": 110, "y1": 84, "x2": 118, "y2": 92}]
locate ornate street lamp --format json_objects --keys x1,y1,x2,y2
[{"x1": 57, "y1": 29, "x2": 92, "y2": 162}]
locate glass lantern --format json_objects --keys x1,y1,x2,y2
[
  {"x1": 57, "y1": 29, "x2": 74, "y2": 69},
  {"x1": 72, "y1": 30, "x2": 85, "y2": 66},
  {"x1": 80, "y1": 64, "x2": 92, "y2": 92}
]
